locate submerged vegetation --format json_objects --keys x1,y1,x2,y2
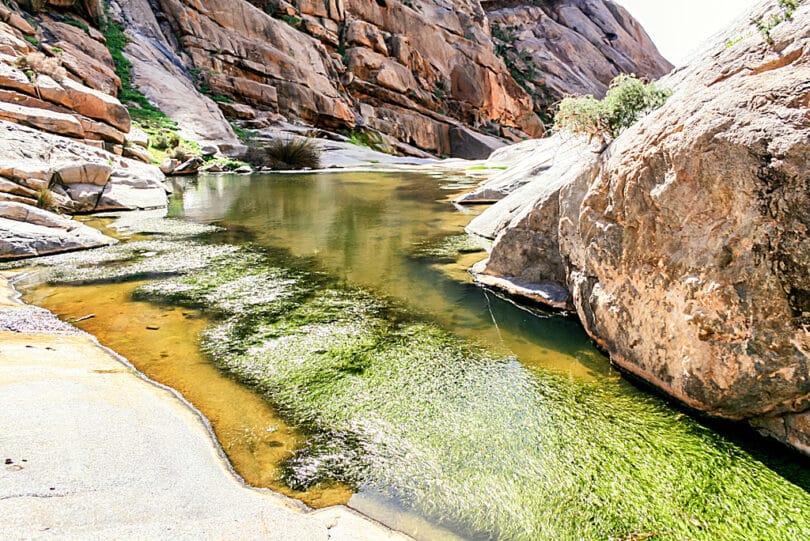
[
  {"x1": 11, "y1": 209, "x2": 810, "y2": 540},
  {"x1": 554, "y1": 74, "x2": 671, "y2": 142}
]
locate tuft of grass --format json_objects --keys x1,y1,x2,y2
[
  {"x1": 242, "y1": 137, "x2": 321, "y2": 170},
  {"x1": 554, "y1": 74, "x2": 671, "y2": 143},
  {"x1": 23, "y1": 35, "x2": 40, "y2": 47},
  {"x1": 64, "y1": 19, "x2": 91, "y2": 36},
  {"x1": 35, "y1": 187, "x2": 54, "y2": 210},
  {"x1": 231, "y1": 122, "x2": 258, "y2": 143},
  {"x1": 344, "y1": 128, "x2": 392, "y2": 154},
  {"x1": 280, "y1": 14, "x2": 302, "y2": 28}
]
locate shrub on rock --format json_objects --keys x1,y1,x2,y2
[{"x1": 554, "y1": 75, "x2": 671, "y2": 143}]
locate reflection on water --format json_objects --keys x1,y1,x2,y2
[
  {"x1": 21, "y1": 172, "x2": 810, "y2": 541},
  {"x1": 178, "y1": 172, "x2": 608, "y2": 380}
]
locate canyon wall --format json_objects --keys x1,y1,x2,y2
[{"x1": 116, "y1": 0, "x2": 670, "y2": 157}]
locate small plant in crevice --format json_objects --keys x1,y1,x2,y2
[
  {"x1": 344, "y1": 128, "x2": 392, "y2": 154},
  {"x1": 231, "y1": 122, "x2": 259, "y2": 143},
  {"x1": 752, "y1": 0, "x2": 802, "y2": 45},
  {"x1": 242, "y1": 137, "x2": 321, "y2": 170},
  {"x1": 554, "y1": 74, "x2": 671, "y2": 146},
  {"x1": 35, "y1": 186, "x2": 54, "y2": 211},
  {"x1": 64, "y1": 18, "x2": 92, "y2": 36}
]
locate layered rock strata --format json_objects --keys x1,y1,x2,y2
[
  {"x1": 0, "y1": 2, "x2": 169, "y2": 260},
  {"x1": 109, "y1": 0, "x2": 668, "y2": 157},
  {"x1": 467, "y1": 2, "x2": 810, "y2": 453}
]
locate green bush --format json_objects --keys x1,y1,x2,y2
[
  {"x1": 554, "y1": 74, "x2": 671, "y2": 141},
  {"x1": 242, "y1": 137, "x2": 321, "y2": 170}
]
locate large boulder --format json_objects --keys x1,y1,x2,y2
[{"x1": 470, "y1": 3, "x2": 810, "y2": 452}]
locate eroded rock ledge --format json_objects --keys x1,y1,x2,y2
[{"x1": 466, "y1": 2, "x2": 810, "y2": 454}]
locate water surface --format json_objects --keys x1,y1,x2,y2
[{"x1": 19, "y1": 172, "x2": 810, "y2": 540}]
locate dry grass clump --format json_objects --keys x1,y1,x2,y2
[
  {"x1": 35, "y1": 187, "x2": 55, "y2": 210},
  {"x1": 242, "y1": 137, "x2": 321, "y2": 170},
  {"x1": 13, "y1": 52, "x2": 68, "y2": 83}
]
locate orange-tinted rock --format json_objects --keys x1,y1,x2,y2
[
  {"x1": 0, "y1": 101, "x2": 85, "y2": 138},
  {"x1": 39, "y1": 16, "x2": 120, "y2": 94},
  {"x1": 61, "y1": 77, "x2": 130, "y2": 132},
  {"x1": 485, "y1": 1, "x2": 672, "y2": 120}
]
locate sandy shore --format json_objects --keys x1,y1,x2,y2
[{"x1": 0, "y1": 273, "x2": 410, "y2": 540}]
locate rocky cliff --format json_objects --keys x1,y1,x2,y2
[
  {"x1": 1, "y1": 0, "x2": 670, "y2": 159},
  {"x1": 0, "y1": 1, "x2": 168, "y2": 259},
  {"x1": 467, "y1": 1, "x2": 810, "y2": 454},
  {"x1": 0, "y1": 0, "x2": 667, "y2": 259},
  {"x1": 113, "y1": 0, "x2": 670, "y2": 157},
  {"x1": 484, "y1": 0, "x2": 673, "y2": 123}
]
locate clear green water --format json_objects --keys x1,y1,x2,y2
[{"x1": 16, "y1": 172, "x2": 810, "y2": 540}]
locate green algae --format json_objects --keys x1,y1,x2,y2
[
  {"x1": 119, "y1": 243, "x2": 810, "y2": 541},
  {"x1": 409, "y1": 233, "x2": 489, "y2": 263},
  {"x1": 13, "y1": 175, "x2": 810, "y2": 540}
]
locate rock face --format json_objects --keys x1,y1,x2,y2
[
  {"x1": 102, "y1": 0, "x2": 668, "y2": 157},
  {"x1": 468, "y1": 3, "x2": 810, "y2": 453},
  {"x1": 0, "y1": 201, "x2": 116, "y2": 260},
  {"x1": 484, "y1": 0, "x2": 672, "y2": 122},
  {"x1": 2, "y1": 0, "x2": 670, "y2": 159},
  {"x1": 0, "y1": 4, "x2": 170, "y2": 261},
  {"x1": 112, "y1": 0, "x2": 244, "y2": 153}
]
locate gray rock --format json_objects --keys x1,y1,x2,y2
[
  {"x1": 159, "y1": 158, "x2": 180, "y2": 175},
  {"x1": 0, "y1": 214, "x2": 115, "y2": 260},
  {"x1": 173, "y1": 157, "x2": 203, "y2": 176},
  {"x1": 200, "y1": 145, "x2": 218, "y2": 157},
  {"x1": 448, "y1": 126, "x2": 507, "y2": 160}
]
